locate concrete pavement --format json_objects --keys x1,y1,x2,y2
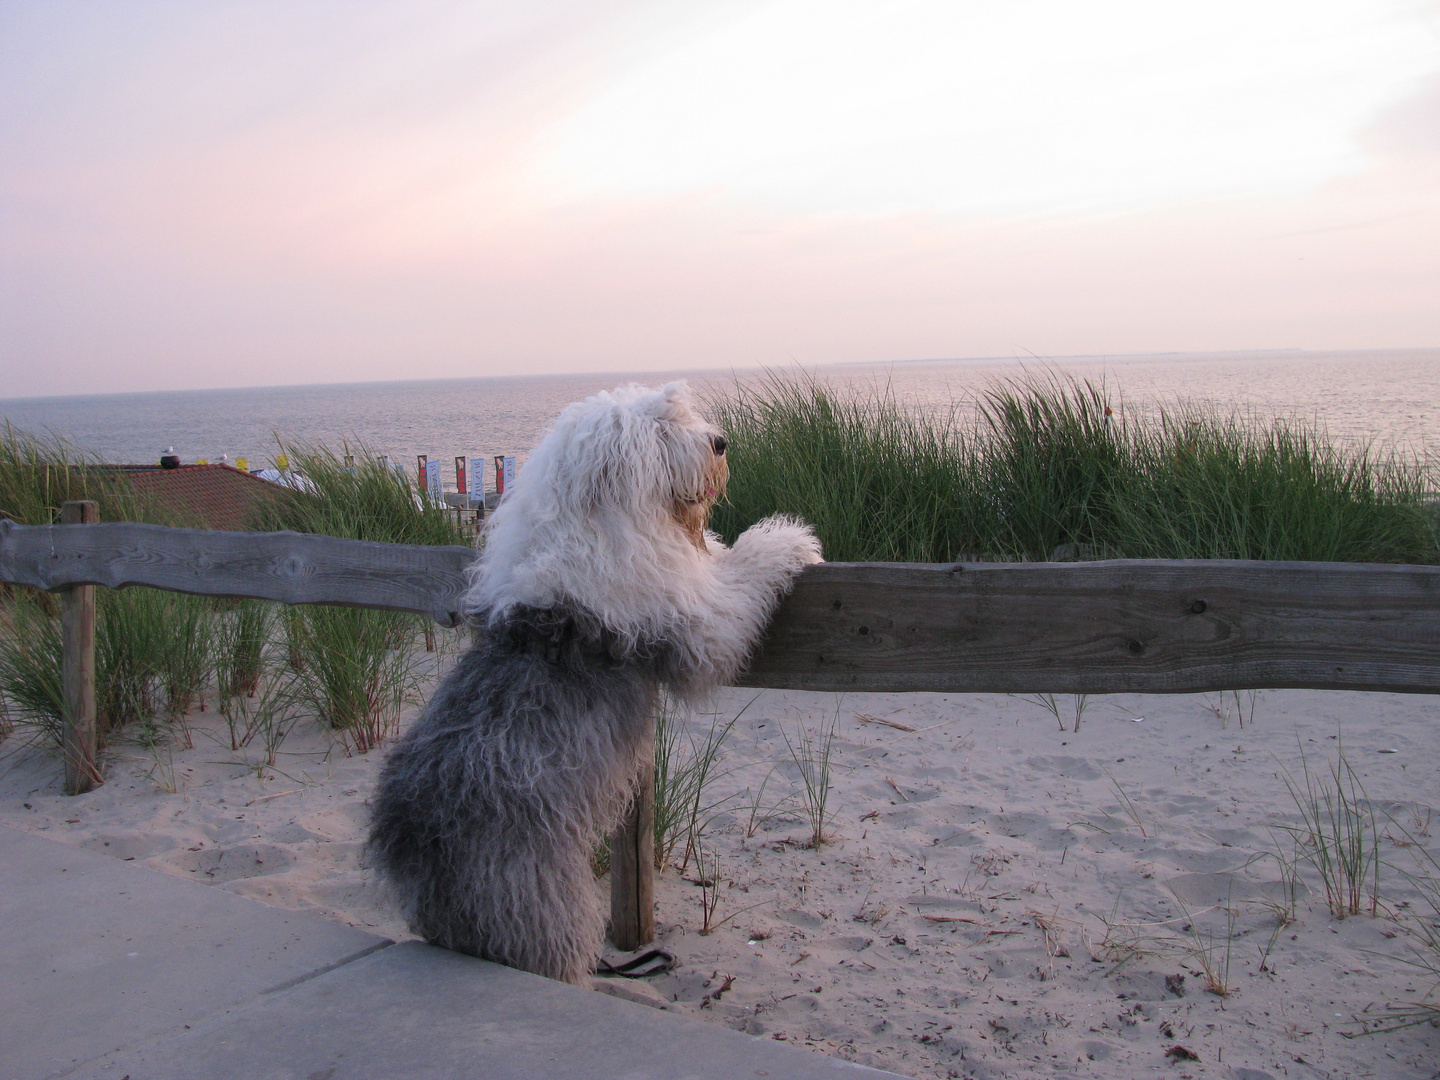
[{"x1": 1, "y1": 824, "x2": 903, "y2": 1080}]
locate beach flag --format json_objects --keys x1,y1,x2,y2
[
  {"x1": 416, "y1": 455, "x2": 427, "y2": 485},
  {"x1": 424, "y1": 458, "x2": 441, "y2": 503},
  {"x1": 454, "y1": 457, "x2": 467, "y2": 502},
  {"x1": 468, "y1": 457, "x2": 485, "y2": 507},
  {"x1": 494, "y1": 455, "x2": 517, "y2": 495}
]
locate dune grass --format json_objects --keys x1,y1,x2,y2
[
  {"x1": 0, "y1": 430, "x2": 468, "y2": 768},
  {"x1": 0, "y1": 423, "x2": 152, "y2": 526},
  {"x1": 251, "y1": 441, "x2": 466, "y2": 753},
  {"x1": 253, "y1": 440, "x2": 464, "y2": 547},
  {"x1": 707, "y1": 371, "x2": 1437, "y2": 565}
]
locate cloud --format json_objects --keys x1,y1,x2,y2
[{"x1": 1361, "y1": 73, "x2": 1440, "y2": 158}]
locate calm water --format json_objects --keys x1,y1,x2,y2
[{"x1": 1, "y1": 349, "x2": 1435, "y2": 492}]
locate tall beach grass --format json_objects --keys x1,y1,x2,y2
[
  {"x1": 0, "y1": 423, "x2": 153, "y2": 527},
  {"x1": 253, "y1": 441, "x2": 467, "y2": 753},
  {"x1": 1, "y1": 430, "x2": 470, "y2": 769},
  {"x1": 707, "y1": 371, "x2": 1437, "y2": 565}
]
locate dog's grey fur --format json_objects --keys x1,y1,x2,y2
[{"x1": 368, "y1": 605, "x2": 667, "y2": 982}]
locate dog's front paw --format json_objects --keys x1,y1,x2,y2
[{"x1": 732, "y1": 514, "x2": 823, "y2": 574}]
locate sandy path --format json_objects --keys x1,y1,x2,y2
[{"x1": 4, "y1": 678, "x2": 1439, "y2": 1079}]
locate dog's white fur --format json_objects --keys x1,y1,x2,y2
[{"x1": 369, "y1": 381, "x2": 820, "y2": 982}]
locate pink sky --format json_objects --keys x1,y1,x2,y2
[{"x1": 2, "y1": 0, "x2": 1437, "y2": 399}]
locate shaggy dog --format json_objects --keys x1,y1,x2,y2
[{"x1": 368, "y1": 382, "x2": 821, "y2": 984}]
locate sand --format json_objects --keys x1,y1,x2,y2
[{"x1": 4, "y1": 675, "x2": 1439, "y2": 1079}]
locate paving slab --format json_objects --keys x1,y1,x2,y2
[
  {"x1": 5, "y1": 824, "x2": 903, "y2": 1080},
  {"x1": 69, "y1": 940, "x2": 899, "y2": 1080},
  {"x1": 0, "y1": 823, "x2": 388, "y2": 1080}
]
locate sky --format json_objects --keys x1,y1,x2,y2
[{"x1": 2, "y1": 0, "x2": 1438, "y2": 399}]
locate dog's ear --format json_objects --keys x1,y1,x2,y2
[
  {"x1": 641, "y1": 381, "x2": 691, "y2": 421},
  {"x1": 559, "y1": 393, "x2": 670, "y2": 517}
]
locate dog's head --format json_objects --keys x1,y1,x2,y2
[
  {"x1": 542, "y1": 381, "x2": 726, "y2": 545},
  {"x1": 466, "y1": 382, "x2": 730, "y2": 629}
]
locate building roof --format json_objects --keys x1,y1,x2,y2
[{"x1": 99, "y1": 464, "x2": 297, "y2": 531}]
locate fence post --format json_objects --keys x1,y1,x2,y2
[
  {"x1": 60, "y1": 500, "x2": 99, "y2": 796},
  {"x1": 609, "y1": 759, "x2": 656, "y2": 952}
]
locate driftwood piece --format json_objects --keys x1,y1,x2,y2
[
  {"x1": 0, "y1": 520, "x2": 477, "y2": 627},
  {"x1": 58, "y1": 502, "x2": 100, "y2": 796},
  {"x1": 739, "y1": 560, "x2": 1440, "y2": 695}
]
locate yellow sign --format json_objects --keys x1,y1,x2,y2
[
  {"x1": 235, "y1": 457, "x2": 248, "y2": 471},
  {"x1": 276, "y1": 454, "x2": 289, "y2": 471}
]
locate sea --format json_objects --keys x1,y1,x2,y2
[{"x1": 1, "y1": 348, "x2": 1435, "y2": 493}]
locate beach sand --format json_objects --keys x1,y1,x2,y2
[{"x1": 4, "y1": 677, "x2": 1439, "y2": 1078}]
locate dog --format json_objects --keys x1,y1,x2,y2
[{"x1": 368, "y1": 382, "x2": 821, "y2": 984}]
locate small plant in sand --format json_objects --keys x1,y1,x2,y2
[
  {"x1": 1102, "y1": 769, "x2": 1151, "y2": 837},
  {"x1": 1016, "y1": 692, "x2": 1089, "y2": 733},
  {"x1": 696, "y1": 844, "x2": 724, "y2": 934},
  {"x1": 740, "y1": 764, "x2": 796, "y2": 839},
  {"x1": 1204, "y1": 688, "x2": 1260, "y2": 729},
  {"x1": 1251, "y1": 842, "x2": 1302, "y2": 973},
  {"x1": 692, "y1": 841, "x2": 771, "y2": 936},
  {"x1": 1358, "y1": 821, "x2": 1440, "y2": 1032},
  {"x1": 1092, "y1": 898, "x2": 1239, "y2": 996},
  {"x1": 782, "y1": 707, "x2": 840, "y2": 848},
  {"x1": 1174, "y1": 892, "x2": 1238, "y2": 997},
  {"x1": 138, "y1": 727, "x2": 182, "y2": 794},
  {"x1": 1276, "y1": 739, "x2": 1382, "y2": 919}
]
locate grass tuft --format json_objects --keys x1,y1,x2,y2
[{"x1": 1276, "y1": 739, "x2": 1382, "y2": 919}]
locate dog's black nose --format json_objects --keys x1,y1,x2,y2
[{"x1": 710, "y1": 435, "x2": 727, "y2": 456}]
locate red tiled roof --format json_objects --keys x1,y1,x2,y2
[{"x1": 104, "y1": 464, "x2": 296, "y2": 531}]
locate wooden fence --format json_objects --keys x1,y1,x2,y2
[{"x1": 4, "y1": 503, "x2": 1439, "y2": 949}]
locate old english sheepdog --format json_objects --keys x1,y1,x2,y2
[{"x1": 368, "y1": 381, "x2": 821, "y2": 984}]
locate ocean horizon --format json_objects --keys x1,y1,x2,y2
[{"x1": 2, "y1": 347, "x2": 1434, "y2": 493}]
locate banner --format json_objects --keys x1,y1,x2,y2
[
  {"x1": 454, "y1": 457, "x2": 467, "y2": 503},
  {"x1": 424, "y1": 458, "x2": 441, "y2": 503},
  {"x1": 468, "y1": 457, "x2": 485, "y2": 507},
  {"x1": 494, "y1": 455, "x2": 516, "y2": 495}
]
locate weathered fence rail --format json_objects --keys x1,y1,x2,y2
[
  {"x1": 0, "y1": 518, "x2": 476, "y2": 626},
  {"x1": 5, "y1": 508, "x2": 1440, "y2": 949},
  {"x1": 742, "y1": 559, "x2": 1440, "y2": 696},
  {"x1": 7, "y1": 517, "x2": 1439, "y2": 696}
]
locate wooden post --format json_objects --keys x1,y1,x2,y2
[
  {"x1": 60, "y1": 500, "x2": 100, "y2": 795},
  {"x1": 609, "y1": 759, "x2": 656, "y2": 952}
]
